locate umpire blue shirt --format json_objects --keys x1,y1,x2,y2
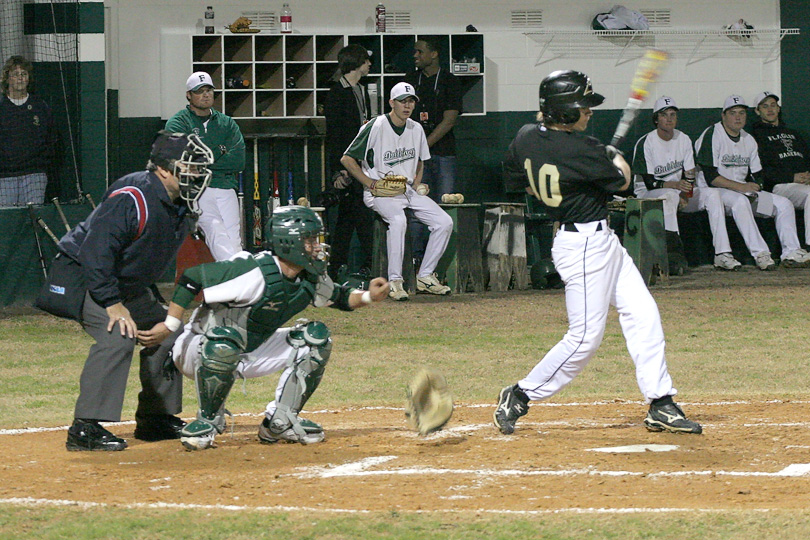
[{"x1": 59, "y1": 170, "x2": 191, "y2": 308}]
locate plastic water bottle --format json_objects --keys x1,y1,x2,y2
[
  {"x1": 375, "y1": 3, "x2": 386, "y2": 33},
  {"x1": 204, "y1": 6, "x2": 215, "y2": 34},
  {"x1": 280, "y1": 3, "x2": 292, "y2": 34}
]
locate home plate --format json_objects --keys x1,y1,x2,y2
[{"x1": 588, "y1": 444, "x2": 679, "y2": 453}]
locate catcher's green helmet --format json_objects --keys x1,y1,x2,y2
[
  {"x1": 530, "y1": 258, "x2": 561, "y2": 289},
  {"x1": 266, "y1": 206, "x2": 327, "y2": 274}
]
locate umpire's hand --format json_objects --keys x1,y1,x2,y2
[{"x1": 105, "y1": 302, "x2": 135, "y2": 339}]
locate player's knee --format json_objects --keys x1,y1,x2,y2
[
  {"x1": 287, "y1": 321, "x2": 332, "y2": 363},
  {"x1": 201, "y1": 326, "x2": 245, "y2": 373}
]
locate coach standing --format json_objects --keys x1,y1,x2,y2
[
  {"x1": 166, "y1": 72, "x2": 246, "y2": 260},
  {"x1": 405, "y1": 36, "x2": 462, "y2": 265},
  {"x1": 50, "y1": 132, "x2": 213, "y2": 451}
]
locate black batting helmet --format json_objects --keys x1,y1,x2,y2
[{"x1": 539, "y1": 70, "x2": 605, "y2": 125}]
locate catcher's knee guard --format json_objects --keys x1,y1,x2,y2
[
  {"x1": 195, "y1": 326, "x2": 245, "y2": 426},
  {"x1": 267, "y1": 321, "x2": 331, "y2": 441}
]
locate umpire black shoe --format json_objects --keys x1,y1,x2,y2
[
  {"x1": 66, "y1": 419, "x2": 128, "y2": 451},
  {"x1": 134, "y1": 414, "x2": 186, "y2": 442},
  {"x1": 644, "y1": 398, "x2": 702, "y2": 434},
  {"x1": 493, "y1": 384, "x2": 530, "y2": 435}
]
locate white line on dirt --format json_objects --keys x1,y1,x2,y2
[
  {"x1": 292, "y1": 458, "x2": 810, "y2": 480},
  {"x1": 0, "y1": 496, "x2": 776, "y2": 516}
]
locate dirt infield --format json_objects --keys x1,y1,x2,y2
[{"x1": 2, "y1": 399, "x2": 810, "y2": 513}]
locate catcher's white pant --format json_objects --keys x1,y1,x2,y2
[
  {"x1": 716, "y1": 188, "x2": 801, "y2": 258},
  {"x1": 635, "y1": 187, "x2": 681, "y2": 232},
  {"x1": 172, "y1": 326, "x2": 305, "y2": 420},
  {"x1": 197, "y1": 187, "x2": 243, "y2": 261},
  {"x1": 519, "y1": 220, "x2": 676, "y2": 404},
  {"x1": 364, "y1": 185, "x2": 453, "y2": 281},
  {"x1": 773, "y1": 183, "x2": 810, "y2": 245},
  {"x1": 679, "y1": 187, "x2": 733, "y2": 255}
]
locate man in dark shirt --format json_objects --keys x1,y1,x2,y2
[
  {"x1": 493, "y1": 70, "x2": 701, "y2": 438},
  {"x1": 57, "y1": 131, "x2": 213, "y2": 451},
  {"x1": 324, "y1": 44, "x2": 375, "y2": 279},
  {"x1": 750, "y1": 91, "x2": 810, "y2": 247},
  {"x1": 405, "y1": 36, "x2": 462, "y2": 263}
]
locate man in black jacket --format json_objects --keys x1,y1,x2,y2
[
  {"x1": 324, "y1": 44, "x2": 374, "y2": 279},
  {"x1": 750, "y1": 91, "x2": 810, "y2": 247},
  {"x1": 56, "y1": 131, "x2": 213, "y2": 451}
]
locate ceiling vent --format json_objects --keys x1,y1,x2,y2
[
  {"x1": 387, "y1": 11, "x2": 412, "y2": 30},
  {"x1": 639, "y1": 9, "x2": 672, "y2": 27},
  {"x1": 511, "y1": 9, "x2": 543, "y2": 29},
  {"x1": 241, "y1": 11, "x2": 276, "y2": 31}
]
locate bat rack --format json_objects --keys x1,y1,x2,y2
[{"x1": 524, "y1": 27, "x2": 800, "y2": 66}]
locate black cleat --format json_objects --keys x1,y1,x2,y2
[
  {"x1": 493, "y1": 384, "x2": 530, "y2": 435},
  {"x1": 134, "y1": 414, "x2": 186, "y2": 442},
  {"x1": 66, "y1": 419, "x2": 128, "y2": 451},
  {"x1": 644, "y1": 401, "x2": 702, "y2": 434}
]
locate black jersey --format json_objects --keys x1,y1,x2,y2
[{"x1": 506, "y1": 123, "x2": 626, "y2": 223}]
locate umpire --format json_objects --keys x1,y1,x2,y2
[{"x1": 42, "y1": 131, "x2": 213, "y2": 451}]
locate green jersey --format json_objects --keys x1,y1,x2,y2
[{"x1": 173, "y1": 252, "x2": 354, "y2": 352}]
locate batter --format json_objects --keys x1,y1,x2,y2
[{"x1": 493, "y1": 70, "x2": 702, "y2": 436}]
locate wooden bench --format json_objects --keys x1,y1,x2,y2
[
  {"x1": 435, "y1": 203, "x2": 485, "y2": 293},
  {"x1": 482, "y1": 202, "x2": 530, "y2": 291}
]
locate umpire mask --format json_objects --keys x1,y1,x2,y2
[{"x1": 151, "y1": 131, "x2": 214, "y2": 216}]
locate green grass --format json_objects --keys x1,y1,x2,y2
[
  {"x1": 1, "y1": 507, "x2": 810, "y2": 540},
  {"x1": 2, "y1": 273, "x2": 810, "y2": 538}
]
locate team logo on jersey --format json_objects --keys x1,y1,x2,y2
[
  {"x1": 383, "y1": 147, "x2": 416, "y2": 167},
  {"x1": 720, "y1": 154, "x2": 750, "y2": 168},
  {"x1": 32, "y1": 115, "x2": 40, "y2": 126},
  {"x1": 653, "y1": 160, "x2": 684, "y2": 177}
]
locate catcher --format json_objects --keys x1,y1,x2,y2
[
  {"x1": 137, "y1": 206, "x2": 389, "y2": 450},
  {"x1": 341, "y1": 82, "x2": 454, "y2": 301}
]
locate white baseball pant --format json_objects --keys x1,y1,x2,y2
[
  {"x1": 717, "y1": 188, "x2": 801, "y2": 258},
  {"x1": 519, "y1": 220, "x2": 676, "y2": 404},
  {"x1": 172, "y1": 326, "x2": 304, "y2": 421},
  {"x1": 679, "y1": 187, "x2": 733, "y2": 255},
  {"x1": 773, "y1": 183, "x2": 810, "y2": 245},
  {"x1": 363, "y1": 185, "x2": 453, "y2": 281},
  {"x1": 197, "y1": 187, "x2": 243, "y2": 261}
]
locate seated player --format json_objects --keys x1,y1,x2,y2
[{"x1": 138, "y1": 206, "x2": 389, "y2": 450}]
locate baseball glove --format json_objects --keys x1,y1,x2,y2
[
  {"x1": 370, "y1": 174, "x2": 407, "y2": 197},
  {"x1": 405, "y1": 367, "x2": 453, "y2": 435}
]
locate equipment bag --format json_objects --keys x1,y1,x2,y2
[{"x1": 35, "y1": 252, "x2": 87, "y2": 322}]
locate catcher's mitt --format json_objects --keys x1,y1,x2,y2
[
  {"x1": 405, "y1": 367, "x2": 453, "y2": 435},
  {"x1": 370, "y1": 174, "x2": 407, "y2": 197}
]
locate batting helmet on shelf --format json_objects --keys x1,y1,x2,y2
[
  {"x1": 539, "y1": 70, "x2": 605, "y2": 125},
  {"x1": 266, "y1": 205, "x2": 328, "y2": 274},
  {"x1": 530, "y1": 258, "x2": 562, "y2": 290}
]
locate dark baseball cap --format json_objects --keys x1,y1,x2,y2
[{"x1": 150, "y1": 131, "x2": 190, "y2": 169}]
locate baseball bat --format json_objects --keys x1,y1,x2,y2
[
  {"x1": 303, "y1": 136, "x2": 310, "y2": 204},
  {"x1": 28, "y1": 204, "x2": 60, "y2": 245},
  {"x1": 27, "y1": 204, "x2": 49, "y2": 278},
  {"x1": 237, "y1": 171, "x2": 245, "y2": 249},
  {"x1": 287, "y1": 141, "x2": 294, "y2": 206},
  {"x1": 610, "y1": 49, "x2": 670, "y2": 148},
  {"x1": 252, "y1": 139, "x2": 262, "y2": 248},
  {"x1": 268, "y1": 138, "x2": 281, "y2": 216},
  {"x1": 320, "y1": 138, "x2": 326, "y2": 193},
  {"x1": 52, "y1": 197, "x2": 71, "y2": 232},
  {"x1": 83, "y1": 192, "x2": 96, "y2": 210}
]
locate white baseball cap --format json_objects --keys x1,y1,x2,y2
[
  {"x1": 390, "y1": 82, "x2": 419, "y2": 102},
  {"x1": 653, "y1": 96, "x2": 678, "y2": 113},
  {"x1": 186, "y1": 72, "x2": 214, "y2": 92},
  {"x1": 722, "y1": 94, "x2": 746, "y2": 112},
  {"x1": 753, "y1": 91, "x2": 779, "y2": 109}
]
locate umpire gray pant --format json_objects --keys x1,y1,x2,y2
[{"x1": 73, "y1": 288, "x2": 182, "y2": 422}]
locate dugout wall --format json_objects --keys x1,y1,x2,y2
[{"x1": 2, "y1": 0, "x2": 809, "y2": 306}]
